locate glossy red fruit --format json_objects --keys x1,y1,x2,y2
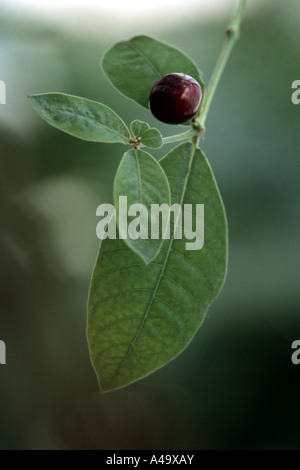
[{"x1": 148, "y1": 73, "x2": 202, "y2": 125}]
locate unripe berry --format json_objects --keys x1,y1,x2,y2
[{"x1": 148, "y1": 73, "x2": 202, "y2": 125}]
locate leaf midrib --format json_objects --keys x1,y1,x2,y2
[
  {"x1": 108, "y1": 142, "x2": 197, "y2": 386},
  {"x1": 50, "y1": 107, "x2": 129, "y2": 141},
  {"x1": 128, "y1": 41, "x2": 163, "y2": 79},
  {"x1": 134, "y1": 149, "x2": 142, "y2": 204}
]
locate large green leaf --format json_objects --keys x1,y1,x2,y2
[
  {"x1": 29, "y1": 93, "x2": 130, "y2": 144},
  {"x1": 113, "y1": 148, "x2": 170, "y2": 264},
  {"x1": 88, "y1": 142, "x2": 227, "y2": 392},
  {"x1": 102, "y1": 35, "x2": 205, "y2": 111}
]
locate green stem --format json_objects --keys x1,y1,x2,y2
[
  {"x1": 162, "y1": 128, "x2": 197, "y2": 144},
  {"x1": 198, "y1": 0, "x2": 246, "y2": 129}
]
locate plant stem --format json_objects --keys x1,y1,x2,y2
[
  {"x1": 198, "y1": 0, "x2": 246, "y2": 129},
  {"x1": 162, "y1": 127, "x2": 197, "y2": 144}
]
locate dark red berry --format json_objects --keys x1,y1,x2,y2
[{"x1": 148, "y1": 73, "x2": 202, "y2": 125}]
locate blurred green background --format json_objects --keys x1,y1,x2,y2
[{"x1": 0, "y1": 0, "x2": 299, "y2": 450}]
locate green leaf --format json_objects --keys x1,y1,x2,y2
[
  {"x1": 140, "y1": 128, "x2": 163, "y2": 149},
  {"x1": 113, "y1": 148, "x2": 171, "y2": 264},
  {"x1": 130, "y1": 120, "x2": 162, "y2": 148},
  {"x1": 29, "y1": 92, "x2": 130, "y2": 144},
  {"x1": 130, "y1": 120, "x2": 150, "y2": 137},
  {"x1": 102, "y1": 35, "x2": 205, "y2": 111},
  {"x1": 88, "y1": 142, "x2": 227, "y2": 392}
]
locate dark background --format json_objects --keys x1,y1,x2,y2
[{"x1": 0, "y1": 0, "x2": 299, "y2": 449}]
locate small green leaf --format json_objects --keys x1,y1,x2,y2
[
  {"x1": 113, "y1": 148, "x2": 171, "y2": 264},
  {"x1": 29, "y1": 92, "x2": 130, "y2": 144},
  {"x1": 88, "y1": 142, "x2": 227, "y2": 392},
  {"x1": 102, "y1": 35, "x2": 205, "y2": 111},
  {"x1": 130, "y1": 120, "x2": 162, "y2": 149},
  {"x1": 130, "y1": 120, "x2": 150, "y2": 137},
  {"x1": 140, "y1": 128, "x2": 163, "y2": 149}
]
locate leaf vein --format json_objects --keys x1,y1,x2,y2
[
  {"x1": 52, "y1": 107, "x2": 128, "y2": 141},
  {"x1": 128, "y1": 42, "x2": 162, "y2": 78},
  {"x1": 105, "y1": 144, "x2": 197, "y2": 385}
]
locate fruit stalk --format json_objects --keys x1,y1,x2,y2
[
  {"x1": 162, "y1": 128, "x2": 197, "y2": 145},
  {"x1": 198, "y1": 0, "x2": 246, "y2": 130}
]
